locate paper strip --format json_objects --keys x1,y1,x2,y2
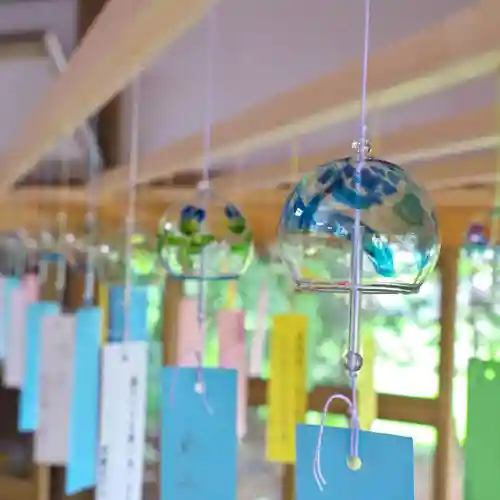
[
  {"x1": 266, "y1": 314, "x2": 308, "y2": 463},
  {"x1": 161, "y1": 367, "x2": 237, "y2": 500},
  {"x1": 96, "y1": 342, "x2": 148, "y2": 500},
  {"x1": 4, "y1": 278, "x2": 29, "y2": 387},
  {"x1": 66, "y1": 307, "x2": 102, "y2": 494},
  {"x1": 296, "y1": 425, "x2": 415, "y2": 499},
  {"x1": 35, "y1": 314, "x2": 76, "y2": 465},
  {"x1": 177, "y1": 297, "x2": 204, "y2": 366},
  {"x1": 109, "y1": 285, "x2": 149, "y2": 342},
  {"x1": 358, "y1": 332, "x2": 378, "y2": 430},
  {"x1": 464, "y1": 358, "x2": 500, "y2": 500},
  {"x1": 218, "y1": 309, "x2": 247, "y2": 439},
  {"x1": 18, "y1": 301, "x2": 61, "y2": 432},
  {"x1": 249, "y1": 284, "x2": 268, "y2": 376}
]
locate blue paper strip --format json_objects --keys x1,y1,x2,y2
[
  {"x1": 109, "y1": 285, "x2": 149, "y2": 342},
  {"x1": 66, "y1": 307, "x2": 102, "y2": 494},
  {"x1": 296, "y1": 425, "x2": 415, "y2": 500},
  {"x1": 161, "y1": 367, "x2": 237, "y2": 500},
  {"x1": 18, "y1": 301, "x2": 61, "y2": 432},
  {"x1": 1, "y1": 277, "x2": 20, "y2": 361}
]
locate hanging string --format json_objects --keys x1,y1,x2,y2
[
  {"x1": 83, "y1": 131, "x2": 102, "y2": 305},
  {"x1": 291, "y1": 139, "x2": 300, "y2": 181},
  {"x1": 123, "y1": 78, "x2": 141, "y2": 344},
  {"x1": 54, "y1": 154, "x2": 70, "y2": 303},
  {"x1": 194, "y1": 4, "x2": 216, "y2": 401},
  {"x1": 313, "y1": 0, "x2": 371, "y2": 487}
]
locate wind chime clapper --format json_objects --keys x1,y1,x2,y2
[{"x1": 157, "y1": 179, "x2": 254, "y2": 282}]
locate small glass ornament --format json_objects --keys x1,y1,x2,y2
[
  {"x1": 464, "y1": 208, "x2": 500, "y2": 253},
  {"x1": 157, "y1": 184, "x2": 254, "y2": 280},
  {"x1": 94, "y1": 228, "x2": 163, "y2": 285},
  {"x1": 277, "y1": 142, "x2": 440, "y2": 294}
]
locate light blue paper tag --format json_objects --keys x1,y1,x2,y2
[
  {"x1": 2, "y1": 277, "x2": 20, "y2": 361},
  {"x1": 18, "y1": 301, "x2": 60, "y2": 432},
  {"x1": 161, "y1": 367, "x2": 237, "y2": 500},
  {"x1": 109, "y1": 285, "x2": 149, "y2": 342},
  {"x1": 296, "y1": 425, "x2": 415, "y2": 500},
  {"x1": 66, "y1": 307, "x2": 102, "y2": 494}
]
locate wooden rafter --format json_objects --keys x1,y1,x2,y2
[
  {"x1": 212, "y1": 107, "x2": 497, "y2": 192},
  {"x1": 0, "y1": 0, "x2": 222, "y2": 191},
  {"x1": 95, "y1": 2, "x2": 500, "y2": 191}
]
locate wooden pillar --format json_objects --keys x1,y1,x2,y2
[
  {"x1": 162, "y1": 279, "x2": 183, "y2": 366},
  {"x1": 282, "y1": 465, "x2": 295, "y2": 500},
  {"x1": 433, "y1": 247, "x2": 459, "y2": 500}
]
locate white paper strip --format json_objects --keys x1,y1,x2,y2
[
  {"x1": 96, "y1": 342, "x2": 148, "y2": 500},
  {"x1": 249, "y1": 284, "x2": 269, "y2": 376},
  {"x1": 35, "y1": 314, "x2": 76, "y2": 465}
]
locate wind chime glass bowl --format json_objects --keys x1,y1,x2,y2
[
  {"x1": 277, "y1": 156, "x2": 440, "y2": 294},
  {"x1": 157, "y1": 190, "x2": 254, "y2": 280},
  {"x1": 94, "y1": 228, "x2": 164, "y2": 285},
  {"x1": 464, "y1": 207, "x2": 500, "y2": 253}
]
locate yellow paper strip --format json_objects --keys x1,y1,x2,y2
[
  {"x1": 226, "y1": 281, "x2": 237, "y2": 309},
  {"x1": 98, "y1": 283, "x2": 109, "y2": 343},
  {"x1": 266, "y1": 314, "x2": 308, "y2": 463},
  {"x1": 357, "y1": 332, "x2": 378, "y2": 430}
]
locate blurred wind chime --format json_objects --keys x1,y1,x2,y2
[
  {"x1": 156, "y1": 4, "x2": 253, "y2": 499},
  {"x1": 277, "y1": 0, "x2": 440, "y2": 497},
  {"x1": 462, "y1": 70, "x2": 500, "y2": 500}
]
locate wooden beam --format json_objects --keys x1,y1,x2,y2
[
  {"x1": 97, "y1": 3, "x2": 500, "y2": 189},
  {"x1": 0, "y1": 0, "x2": 222, "y2": 191},
  {"x1": 247, "y1": 379, "x2": 438, "y2": 427},
  {"x1": 212, "y1": 107, "x2": 497, "y2": 192}
]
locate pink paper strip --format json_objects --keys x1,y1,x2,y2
[
  {"x1": 4, "y1": 276, "x2": 39, "y2": 387},
  {"x1": 23, "y1": 274, "x2": 39, "y2": 303},
  {"x1": 218, "y1": 309, "x2": 247, "y2": 439},
  {"x1": 176, "y1": 298, "x2": 204, "y2": 367},
  {"x1": 249, "y1": 284, "x2": 268, "y2": 376},
  {"x1": 0, "y1": 276, "x2": 5, "y2": 360},
  {"x1": 5, "y1": 284, "x2": 28, "y2": 388}
]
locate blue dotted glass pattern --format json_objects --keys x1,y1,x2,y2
[
  {"x1": 277, "y1": 156, "x2": 440, "y2": 293},
  {"x1": 157, "y1": 197, "x2": 253, "y2": 280}
]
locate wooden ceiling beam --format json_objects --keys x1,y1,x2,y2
[
  {"x1": 0, "y1": 0, "x2": 221, "y2": 191},
  {"x1": 97, "y1": 2, "x2": 500, "y2": 190},
  {"x1": 212, "y1": 107, "x2": 497, "y2": 192}
]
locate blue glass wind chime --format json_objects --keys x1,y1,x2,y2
[{"x1": 277, "y1": 0, "x2": 440, "y2": 498}]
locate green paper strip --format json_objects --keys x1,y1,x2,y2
[{"x1": 464, "y1": 358, "x2": 500, "y2": 500}]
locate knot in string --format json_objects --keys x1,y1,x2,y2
[{"x1": 313, "y1": 370, "x2": 360, "y2": 491}]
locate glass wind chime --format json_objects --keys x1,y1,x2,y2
[
  {"x1": 461, "y1": 74, "x2": 500, "y2": 500},
  {"x1": 155, "y1": 5, "x2": 254, "y2": 500},
  {"x1": 277, "y1": 0, "x2": 440, "y2": 497}
]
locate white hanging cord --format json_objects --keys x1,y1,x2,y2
[
  {"x1": 197, "y1": 5, "x2": 216, "y2": 351},
  {"x1": 345, "y1": 0, "x2": 371, "y2": 374},
  {"x1": 124, "y1": 79, "x2": 141, "y2": 342}
]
